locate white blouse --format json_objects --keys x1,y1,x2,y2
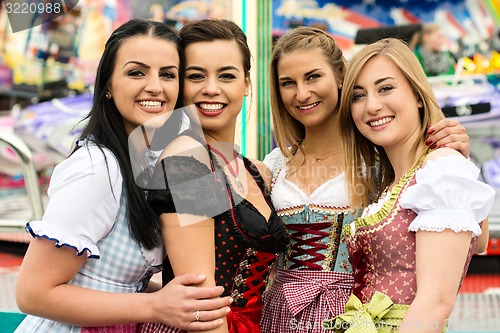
[
  {"x1": 363, "y1": 154, "x2": 495, "y2": 237},
  {"x1": 27, "y1": 144, "x2": 163, "y2": 264},
  {"x1": 263, "y1": 147, "x2": 350, "y2": 209}
]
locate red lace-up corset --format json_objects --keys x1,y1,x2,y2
[
  {"x1": 230, "y1": 248, "x2": 278, "y2": 306},
  {"x1": 278, "y1": 205, "x2": 351, "y2": 272},
  {"x1": 287, "y1": 222, "x2": 332, "y2": 270}
]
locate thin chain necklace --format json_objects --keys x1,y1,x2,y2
[
  {"x1": 301, "y1": 144, "x2": 341, "y2": 163},
  {"x1": 208, "y1": 144, "x2": 245, "y2": 192}
]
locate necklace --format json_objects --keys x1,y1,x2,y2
[
  {"x1": 208, "y1": 144, "x2": 245, "y2": 192},
  {"x1": 301, "y1": 144, "x2": 341, "y2": 163}
]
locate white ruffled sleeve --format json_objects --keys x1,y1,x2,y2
[
  {"x1": 26, "y1": 145, "x2": 123, "y2": 258},
  {"x1": 263, "y1": 147, "x2": 283, "y2": 171},
  {"x1": 400, "y1": 154, "x2": 495, "y2": 237}
]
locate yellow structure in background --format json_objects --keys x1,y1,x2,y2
[{"x1": 461, "y1": 51, "x2": 500, "y2": 74}]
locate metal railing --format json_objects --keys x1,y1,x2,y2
[{"x1": 0, "y1": 131, "x2": 44, "y2": 228}]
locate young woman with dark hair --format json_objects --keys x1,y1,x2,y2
[
  {"x1": 15, "y1": 19, "x2": 231, "y2": 333},
  {"x1": 140, "y1": 19, "x2": 289, "y2": 333}
]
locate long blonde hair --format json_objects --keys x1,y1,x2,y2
[
  {"x1": 269, "y1": 26, "x2": 347, "y2": 158},
  {"x1": 340, "y1": 38, "x2": 445, "y2": 208}
]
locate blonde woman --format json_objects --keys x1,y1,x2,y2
[
  {"x1": 262, "y1": 27, "x2": 472, "y2": 333},
  {"x1": 324, "y1": 38, "x2": 494, "y2": 333}
]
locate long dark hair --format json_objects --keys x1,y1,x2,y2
[{"x1": 74, "y1": 19, "x2": 182, "y2": 249}]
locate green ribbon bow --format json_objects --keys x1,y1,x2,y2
[{"x1": 322, "y1": 291, "x2": 409, "y2": 333}]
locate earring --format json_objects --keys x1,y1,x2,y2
[
  {"x1": 338, "y1": 84, "x2": 343, "y2": 89},
  {"x1": 106, "y1": 92, "x2": 111, "y2": 99}
]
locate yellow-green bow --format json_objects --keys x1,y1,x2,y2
[{"x1": 322, "y1": 291, "x2": 408, "y2": 333}]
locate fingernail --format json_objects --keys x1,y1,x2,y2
[
  {"x1": 425, "y1": 139, "x2": 432, "y2": 146},
  {"x1": 229, "y1": 297, "x2": 234, "y2": 304},
  {"x1": 226, "y1": 307, "x2": 231, "y2": 313},
  {"x1": 427, "y1": 128, "x2": 434, "y2": 135},
  {"x1": 198, "y1": 274, "x2": 206, "y2": 279},
  {"x1": 430, "y1": 144, "x2": 437, "y2": 149},
  {"x1": 218, "y1": 319, "x2": 224, "y2": 325}
]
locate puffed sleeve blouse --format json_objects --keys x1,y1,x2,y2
[
  {"x1": 26, "y1": 145, "x2": 122, "y2": 258},
  {"x1": 399, "y1": 154, "x2": 495, "y2": 235}
]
